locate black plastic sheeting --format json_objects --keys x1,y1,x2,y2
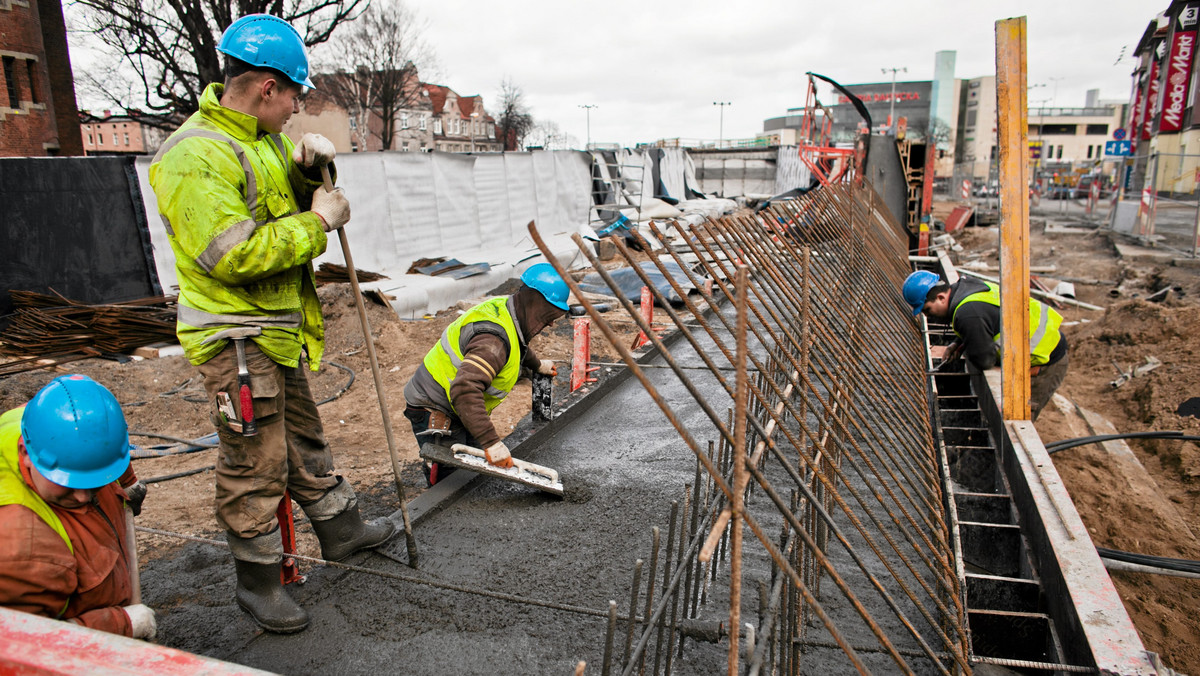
[
  {"x1": 0, "y1": 156, "x2": 161, "y2": 319},
  {"x1": 577, "y1": 260, "x2": 696, "y2": 306}
]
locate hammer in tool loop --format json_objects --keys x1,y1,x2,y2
[{"x1": 202, "y1": 326, "x2": 263, "y2": 437}]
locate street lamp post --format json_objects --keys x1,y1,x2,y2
[
  {"x1": 1048, "y1": 76, "x2": 1065, "y2": 109},
  {"x1": 713, "y1": 101, "x2": 731, "y2": 148},
  {"x1": 579, "y1": 104, "x2": 597, "y2": 149},
  {"x1": 881, "y1": 67, "x2": 907, "y2": 130}
]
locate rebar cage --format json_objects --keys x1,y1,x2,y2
[{"x1": 531, "y1": 181, "x2": 968, "y2": 675}]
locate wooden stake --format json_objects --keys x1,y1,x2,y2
[{"x1": 995, "y1": 17, "x2": 1032, "y2": 420}]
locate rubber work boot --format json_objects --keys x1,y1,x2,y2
[
  {"x1": 228, "y1": 531, "x2": 308, "y2": 634},
  {"x1": 303, "y1": 479, "x2": 396, "y2": 562}
]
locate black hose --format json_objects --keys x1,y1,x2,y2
[
  {"x1": 1046, "y1": 431, "x2": 1200, "y2": 454},
  {"x1": 315, "y1": 360, "x2": 355, "y2": 406},
  {"x1": 1097, "y1": 547, "x2": 1200, "y2": 575},
  {"x1": 143, "y1": 465, "x2": 215, "y2": 485}
]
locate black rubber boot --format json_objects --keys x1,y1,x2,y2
[
  {"x1": 309, "y1": 500, "x2": 397, "y2": 562},
  {"x1": 232, "y1": 558, "x2": 309, "y2": 634}
]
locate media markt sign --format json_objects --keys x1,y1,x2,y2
[{"x1": 1162, "y1": 5, "x2": 1199, "y2": 133}]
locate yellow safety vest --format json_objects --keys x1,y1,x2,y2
[
  {"x1": 149, "y1": 82, "x2": 328, "y2": 370},
  {"x1": 0, "y1": 408, "x2": 74, "y2": 617},
  {"x1": 422, "y1": 298, "x2": 523, "y2": 414},
  {"x1": 952, "y1": 281, "x2": 1063, "y2": 366}
]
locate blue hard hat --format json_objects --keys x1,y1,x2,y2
[
  {"x1": 902, "y1": 270, "x2": 942, "y2": 317},
  {"x1": 521, "y1": 263, "x2": 570, "y2": 311},
  {"x1": 21, "y1": 375, "x2": 132, "y2": 490},
  {"x1": 218, "y1": 14, "x2": 315, "y2": 89}
]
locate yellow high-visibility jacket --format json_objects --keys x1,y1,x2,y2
[
  {"x1": 422, "y1": 297, "x2": 523, "y2": 414},
  {"x1": 149, "y1": 82, "x2": 329, "y2": 370},
  {"x1": 952, "y1": 281, "x2": 1064, "y2": 367}
]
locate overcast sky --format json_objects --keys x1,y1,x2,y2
[
  {"x1": 65, "y1": 0, "x2": 1161, "y2": 147},
  {"x1": 409, "y1": 0, "x2": 1158, "y2": 148}
]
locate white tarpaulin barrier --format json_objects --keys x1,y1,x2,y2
[
  {"x1": 774, "y1": 146, "x2": 813, "y2": 195},
  {"x1": 136, "y1": 149, "x2": 592, "y2": 317}
]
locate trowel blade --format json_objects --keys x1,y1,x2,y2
[{"x1": 420, "y1": 442, "x2": 564, "y2": 497}]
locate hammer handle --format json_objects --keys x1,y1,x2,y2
[{"x1": 238, "y1": 375, "x2": 257, "y2": 436}]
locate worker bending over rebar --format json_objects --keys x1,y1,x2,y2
[
  {"x1": 148, "y1": 14, "x2": 394, "y2": 634},
  {"x1": 404, "y1": 263, "x2": 568, "y2": 484},
  {"x1": 903, "y1": 270, "x2": 1069, "y2": 420}
]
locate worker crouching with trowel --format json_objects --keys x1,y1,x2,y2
[
  {"x1": 0, "y1": 375, "x2": 155, "y2": 641},
  {"x1": 404, "y1": 263, "x2": 568, "y2": 484},
  {"x1": 903, "y1": 270, "x2": 1069, "y2": 421},
  {"x1": 149, "y1": 14, "x2": 393, "y2": 634}
]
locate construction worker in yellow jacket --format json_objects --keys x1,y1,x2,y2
[
  {"x1": 903, "y1": 271, "x2": 1069, "y2": 420},
  {"x1": 148, "y1": 14, "x2": 393, "y2": 634}
]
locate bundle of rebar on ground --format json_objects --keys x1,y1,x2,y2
[
  {"x1": 0, "y1": 290, "x2": 177, "y2": 374},
  {"x1": 316, "y1": 262, "x2": 387, "y2": 285}
]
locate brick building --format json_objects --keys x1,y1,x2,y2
[
  {"x1": 423, "y1": 84, "x2": 500, "y2": 153},
  {"x1": 79, "y1": 111, "x2": 171, "y2": 155},
  {"x1": 0, "y1": 0, "x2": 83, "y2": 156}
]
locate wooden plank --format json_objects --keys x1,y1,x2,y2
[{"x1": 995, "y1": 17, "x2": 1031, "y2": 420}]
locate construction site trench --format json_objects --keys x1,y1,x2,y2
[{"x1": 4, "y1": 190, "x2": 1200, "y2": 674}]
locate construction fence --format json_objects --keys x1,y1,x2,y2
[{"x1": 1113, "y1": 151, "x2": 1200, "y2": 256}]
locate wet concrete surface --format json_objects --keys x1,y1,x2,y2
[{"x1": 145, "y1": 305, "x2": 952, "y2": 674}]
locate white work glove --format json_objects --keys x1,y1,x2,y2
[
  {"x1": 536, "y1": 359, "x2": 557, "y2": 377},
  {"x1": 311, "y1": 185, "x2": 351, "y2": 232},
  {"x1": 123, "y1": 604, "x2": 157, "y2": 641},
  {"x1": 484, "y1": 441, "x2": 513, "y2": 469},
  {"x1": 292, "y1": 133, "x2": 336, "y2": 168}
]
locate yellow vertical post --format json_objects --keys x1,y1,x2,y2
[{"x1": 995, "y1": 17, "x2": 1032, "y2": 420}]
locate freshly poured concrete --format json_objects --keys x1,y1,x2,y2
[{"x1": 144, "y1": 306, "x2": 952, "y2": 674}]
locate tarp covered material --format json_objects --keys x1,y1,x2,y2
[
  {"x1": 774, "y1": 146, "x2": 814, "y2": 195},
  {"x1": 135, "y1": 149, "x2": 592, "y2": 316},
  {"x1": 577, "y1": 260, "x2": 697, "y2": 306},
  {"x1": 1, "y1": 157, "x2": 161, "y2": 319},
  {"x1": 862, "y1": 134, "x2": 908, "y2": 230}
]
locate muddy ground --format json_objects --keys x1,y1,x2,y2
[{"x1": 947, "y1": 204, "x2": 1200, "y2": 674}]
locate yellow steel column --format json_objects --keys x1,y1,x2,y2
[{"x1": 995, "y1": 17, "x2": 1032, "y2": 420}]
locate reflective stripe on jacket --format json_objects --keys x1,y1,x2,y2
[
  {"x1": 149, "y1": 82, "x2": 328, "y2": 370},
  {"x1": 951, "y1": 281, "x2": 1063, "y2": 366},
  {"x1": 422, "y1": 297, "x2": 523, "y2": 414}
]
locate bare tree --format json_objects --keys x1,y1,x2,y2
[
  {"x1": 494, "y1": 77, "x2": 533, "y2": 151},
  {"x1": 524, "y1": 120, "x2": 577, "y2": 151},
  {"x1": 70, "y1": 0, "x2": 366, "y2": 128},
  {"x1": 316, "y1": 0, "x2": 435, "y2": 151}
]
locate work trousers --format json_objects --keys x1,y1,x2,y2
[
  {"x1": 199, "y1": 342, "x2": 340, "y2": 538},
  {"x1": 1030, "y1": 351, "x2": 1069, "y2": 422},
  {"x1": 403, "y1": 405, "x2": 481, "y2": 485}
]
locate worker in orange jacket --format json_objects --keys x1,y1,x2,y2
[{"x1": 0, "y1": 375, "x2": 154, "y2": 640}]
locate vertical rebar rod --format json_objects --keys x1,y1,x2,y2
[
  {"x1": 603, "y1": 600, "x2": 619, "y2": 676},
  {"x1": 728, "y1": 266, "x2": 750, "y2": 676}
]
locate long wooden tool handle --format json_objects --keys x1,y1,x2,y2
[
  {"x1": 124, "y1": 506, "x2": 141, "y2": 604},
  {"x1": 320, "y1": 165, "x2": 419, "y2": 567}
]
